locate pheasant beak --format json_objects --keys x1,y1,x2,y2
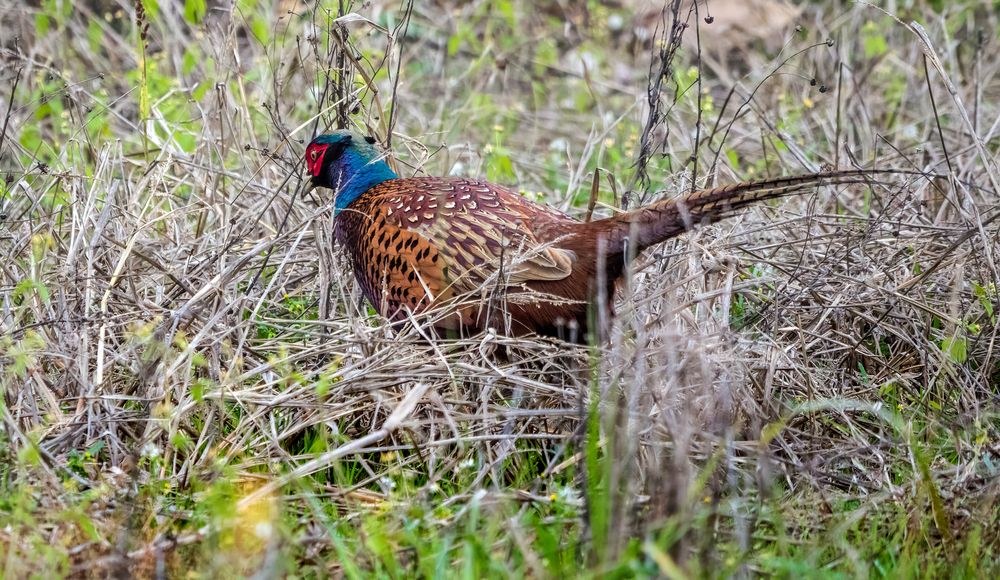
[{"x1": 299, "y1": 178, "x2": 319, "y2": 205}]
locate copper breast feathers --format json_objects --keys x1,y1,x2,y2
[{"x1": 334, "y1": 177, "x2": 579, "y2": 325}]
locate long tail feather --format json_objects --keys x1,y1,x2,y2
[{"x1": 600, "y1": 169, "x2": 919, "y2": 254}]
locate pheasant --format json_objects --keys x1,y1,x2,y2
[{"x1": 307, "y1": 130, "x2": 894, "y2": 341}]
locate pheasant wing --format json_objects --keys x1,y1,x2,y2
[{"x1": 359, "y1": 178, "x2": 576, "y2": 316}]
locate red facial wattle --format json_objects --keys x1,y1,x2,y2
[{"x1": 306, "y1": 144, "x2": 328, "y2": 177}]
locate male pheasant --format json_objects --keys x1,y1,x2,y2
[{"x1": 307, "y1": 130, "x2": 889, "y2": 341}]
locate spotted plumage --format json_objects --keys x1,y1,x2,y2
[
  {"x1": 333, "y1": 176, "x2": 582, "y2": 333},
  {"x1": 307, "y1": 130, "x2": 893, "y2": 341}
]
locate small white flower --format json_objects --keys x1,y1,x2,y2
[{"x1": 254, "y1": 522, "x2": 273, "y2": 540}]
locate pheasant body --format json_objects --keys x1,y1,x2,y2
[
  {"x1": 308, "y1": 131, "x2": 889, "y2": 340},
  {"x1": 334, "y1": 176, "x2": 605, "y2": 335}
]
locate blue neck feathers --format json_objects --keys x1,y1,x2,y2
[{"x1": 330, "y1": 150, "x2": 397, "y2": 215}]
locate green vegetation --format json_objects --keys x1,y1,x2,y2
[{"x1": 0, "y1": 0, "x2": 998, "y2": 577}]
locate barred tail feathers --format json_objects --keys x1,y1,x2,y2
[{"x1": 602, "y1": 170, "x2": 883, "y2": 254}]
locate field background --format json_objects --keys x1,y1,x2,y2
[{"x1": 1, "y1": 0, "x2": 998, "y2": 577}]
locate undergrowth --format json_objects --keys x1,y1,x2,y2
[{"x1": 0, "y1": 0, "x2": 998, "y2": 577}]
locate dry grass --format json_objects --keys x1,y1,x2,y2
[{"x1": 0, "y1": 0, "x2": 998, "y2": 576}]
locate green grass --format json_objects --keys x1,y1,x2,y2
[{"x1": 1, "y1": 0, "x2": 999, "y2": 577}]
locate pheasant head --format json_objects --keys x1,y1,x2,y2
[{"x1": 306, "y1": 131, "x2": 397, "y2": 213}]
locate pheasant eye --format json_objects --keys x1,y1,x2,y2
[{"x1": 310, "y1": 149, "x2": 318, "y2": 161}]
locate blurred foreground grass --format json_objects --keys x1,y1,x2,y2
[{"x1": 0, "y1": 0, "x2": 998, "y2": 577}]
